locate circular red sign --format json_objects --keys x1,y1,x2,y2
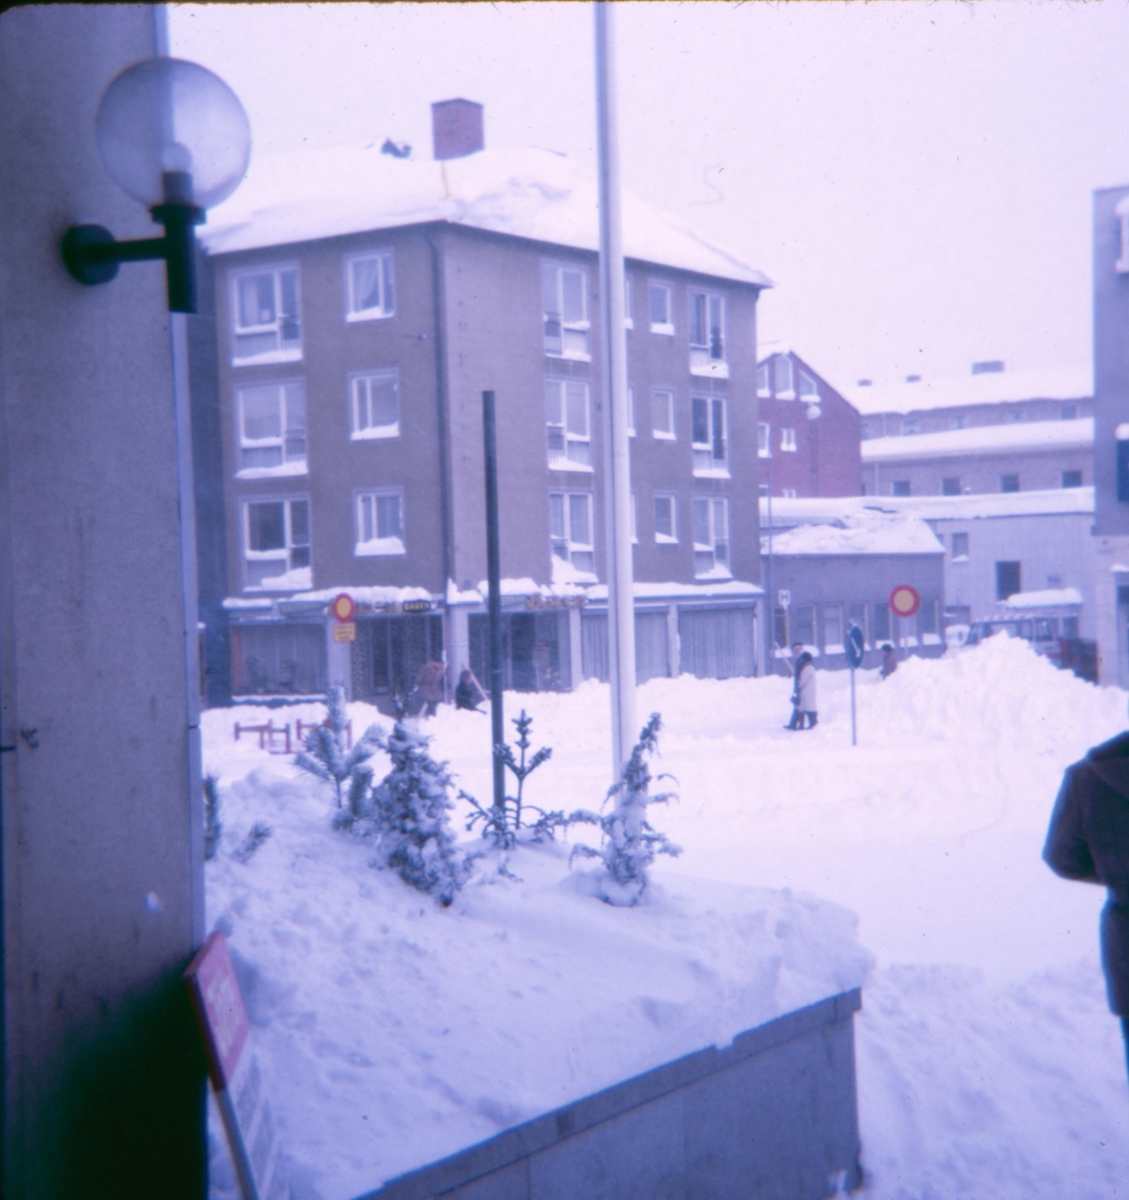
[
  {"x1": 889, "y1": 584, "x2": 921, "y2": 618},
  {"x1": 331, "y1": 593, "x2": 356, "y2": 622}
]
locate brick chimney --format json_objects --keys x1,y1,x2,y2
[{"x1": 431, "y1": 99, "x2": 484, "y2": 161}]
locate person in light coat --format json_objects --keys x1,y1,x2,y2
[
  {"x1": 1044, "y1": 725, "x2": 1129, "y2": 1080},
  {"x1": 795, "y1": 650, "x2": 818, "y2": 729}
]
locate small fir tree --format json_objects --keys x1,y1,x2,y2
[
  {"x1": 233, "y1": 820, "x2": 273, "y2": 864},
  {"x1": 370, "y1": 718, "x2": 473, "y2": 905},
  {"x1": 295, "y1": 685, "x2": 383, "y2": 818},
  {"x1": 202, "y1": 772, "x2": 223, "y2": 861},
  {"x1": 464, "y1": 710, "x2": 564, "y2": 848},
  {"x1": 569, "y1": 713, "x2": 681, "y2": 906}
]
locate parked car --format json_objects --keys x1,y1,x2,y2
[{"x1": 962, "y1": 592, "x2": 1096, "y2": 682}]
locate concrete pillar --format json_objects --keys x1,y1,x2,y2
[
  {"x1": 568, "y1": 604, "x2": 583, "y2": 688},
  {"x1": 0, "y1": 8, "x2": 206, "y2": 1195},
  {"x1": 326, "y1": 618, "x2": 353, "y2": 699},
  {"x1": 666, "y1": 604, "x2": 680, "y2": 678}
]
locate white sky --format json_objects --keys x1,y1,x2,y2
[{"x1": 171, "y1": 1, "x2": 1129, "y2": 394}]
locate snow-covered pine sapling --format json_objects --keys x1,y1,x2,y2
[
  {"x1": 370, "y1": 718, "x2": 473, "y2": 906},
  {"x1": 464, "y1": 709, "x2": 565, "y2": 848},
  {"x1": 569, "y1": 712, "x2": 681, "y2": 906},
  {"x1": 233, "y1": 820, "x2": 273, "y2": 864},
  {"x1": 294, "y1": 685, "x2": 383, "y2": 817},
  {"x1": 202, "y1": 772, "x2": 223, "y2": 861}
]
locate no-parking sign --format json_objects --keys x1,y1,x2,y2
[{"x1": 889, "y1": 584, "x2": 920, "y2": 619}]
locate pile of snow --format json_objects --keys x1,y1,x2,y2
[
  {"x1": 204, "y1": 635, "x2": 1129, "y2": 1199},
  {"x1": 999, "y1": 586, "x2": 1083, "y2": 609},
  {"x1": 769, "y1": 512, "x2": 942, "y2": 556}
]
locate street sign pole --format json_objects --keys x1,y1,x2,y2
[
  {"x1": 850, "y1": 665, "x2": 857, "y2": 747},
  {"x1": 845, "y1": 624, "x2": 864, "y2": 747}
]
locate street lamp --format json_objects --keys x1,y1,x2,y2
[{"x1": 61, "y1": 57, "x2": 251, "y2": 313}]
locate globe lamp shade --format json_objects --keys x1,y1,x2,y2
[{"x1": 95, "y1": 57, "x2": 251, "y2": 210}]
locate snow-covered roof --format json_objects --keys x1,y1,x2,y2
[
  {"x1": 202, "y1": 145, "x2": 772, "y2": 288},
  {"x1": 843, "y1": 364, "x2": 1092, "y2": 416},
  {"x1": 860, "y1": 418, "x2": 1093, "y2": 463},
  {"x1": 761, "y1": 488, "x2": 1094, "y2": 527},
  {"x1": 584, "y1": 579, "x2": 762, "y2": 602},
  {"x1": 998, "y1": 587, "x2": 1082, "y2": 610},
  {"x1": 768, "y1": 515, "x2": 943, "y2": 557}
]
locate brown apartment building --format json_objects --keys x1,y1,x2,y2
[{"x1": 194, "y1": 102, "x2": 771, "y2": 707}]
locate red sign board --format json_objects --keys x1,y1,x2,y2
[
  {"x1": 185, "y1": 931, "x2": 249, "y2": 1088},
  {"x1": 889, "y1": 584, "x2": 921, "y2": 618},
  {"x1": 331, "y1": 592, "x2": 356, "y2": 622}
]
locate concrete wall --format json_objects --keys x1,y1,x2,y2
[
  {"x1": 863, "y1": 444, "x2": 1092, "y2": 499},
  {"x1": 362, "y1": 989, "x2": 862, "y2": 1200},
  {"x1": 861, "y1": 396, "x2": 1093, "y2": 440},
  {"x1": 0, "y1": 7, "x2": 206, "y2": 1195}
]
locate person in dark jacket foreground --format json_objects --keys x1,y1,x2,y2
[{"x1": 1044, "y1": 727, "x2": 1129, "y2": 1080}]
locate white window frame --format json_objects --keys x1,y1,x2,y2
[
  {"x1": 758, "y1": 422, "x2": 771, "y2": 458},
  {"x1": 951, "y1": 531, "x2": 970, "y2": 561},
  {"x1": 627, "y1": 384, "x2": 636, "y2": 437},
  {"x1": 624, "y1": 272, "x2": 634, "y2": 330},
  {"x1": 235, "y1": 381, "x2": 307, "y2": 478},
  {"x1": 230, "y1": 263, "x2": 302, "y2": 366},
  {"x1": 355, "y1": 488, "x2": 405, "y2": 556},
  {"x1": 757, "y1": 363, "x2": 770, "y2": 398},
  {"x1": 692, "y1": 395, "x2": 728, "y2": 476},
  {"x1": 549, "y1": 491, "x2": 596, "y2": 578},
  {"x1": 345, "y1": 250, "x2": 395, "y2": 322},
  {"x1": 542, "y1": 261, "x2": 590, "y2": 360},
  {"x1": 649, "y1": 280, "x2": 674, "y2": 335},
  {"x1": 652, "y1": 388, "x2": 675, "y2": 440},
  {"x1": 782, "y1": 488, "x2": 798, "y2": 499},
  {"x1": 780, "y1": 427, "x2": 797, "y2": 453},
  {"x1": 692, "y1": 496, "x2": 730, "y2": 578},
  {"x1": 350, "y1": 370, "x2": 400, "y2": 440},
  {"x1": 799, "y1": 370, "x2": 819, "y2": 401},
  {"x1": 546, "y1": 378, "x2": 593, "y2": 470},
  {"x1": 689, "y1": 290, "x2": 726, "y2": 377},
  {"x1": 630, "y1": 492, "x2": 638, "y2": 544},
  {"x1": 902, "y1": 416, "x2": 920, "y2": 435},
  {"x1": 243, "y1": 496, "x2": 311, "y2": 591},
  {"x1": 654, "y1": 493, "x2": 678, "y2": 544}
]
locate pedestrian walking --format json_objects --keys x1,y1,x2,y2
[
  {"x1": 880, "y1": 643, "x2": 898, "y2": 680},
  {"x1": 784, "y1": 642, "x2": 805, "y2": 730},
  {"x1": 455, "y1": 668, "x2": 486, "y2": 713},
  {"x1": 1043, "y1": 723, "x2": 1129, "y2": 1082},
  {"x1": 796, "y1": 650, "x2": 818, "y2": 729},
  {"x1": 415, "y1": 661, "x2": 446, "y2": 718}
]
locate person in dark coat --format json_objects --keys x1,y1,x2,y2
[
  {"x1": 1043, "y1": 727, "x2": 1129, "y2": 1079},
  {"x1": 455, "y1": 668, "x2": 486, "y2": 713},
  {"x1": 784, "y1": 642, "x2": 805, "y2": 730},
  {"x1": 879, "y1": 643, "x2": 898, "y2": 680},
  {"x1": 795, "y1": 652, "x2": 817, "y2": 729}
]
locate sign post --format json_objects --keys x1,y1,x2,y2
[
  {"x1": 332, "y1": 591, "x2": 356, "y2": 643},
  {"x1": 888, "y1": 584, "x2": 921, "y2": 660},
  {"x1": 845, "y1": 624, "x2": 864, "y2": 747},
  {"x1": 185, "y1": 932, "x2": 288, "y2": 1200}
]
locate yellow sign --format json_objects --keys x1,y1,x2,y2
[{"x1": 333, "y1": 622, "x2": 356, "y2": 643}]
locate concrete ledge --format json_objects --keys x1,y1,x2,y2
[{"x1": 358, "y1": 988, "x2": 862, "y2": 1200}]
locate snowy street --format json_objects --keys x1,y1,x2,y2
[{"x1": 205, "y1": 637, "x2": 1129, "y2": 1199}]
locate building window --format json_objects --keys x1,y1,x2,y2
[
  {"x1": 1061, "y1": 405, "x2": 1077, "y2": 421},
  {"x1": 652, "y1": 388, "x2": 675, "y2": 440},
  {"x1": 237, "y1": 382, "x2": 307, "y2": 475},
  {"x1": 546, "y1": 379, "x2": 592, "y2": 469},
  {"x1": 692, "y1": 497, "x2": 730, "y2": 577},
  {"x1": 231, "y1": 265, "x2": 301, "y2": 364},
  {"x1": 630, "y1": 493, "x2": 638, "y2": 543},
  {"x1": 892, "y1": 481, "x2": 911, "y2": 497},
  {"x1": 902, "y1": 416, "x2": 920, "y2": 435},
  {"x1": 542, "y1": 262, "x2": 589, "y2": 358},
  {"x1": 649, "y1": 282, "x2": 673, "y2": 334},
  {"x1": 996, "y1": 560, "x2": 1021, "y2": 600},
  {"x1": 350, "y1": 371, "x2": 399, "y2": 439},
  {"x1": 1062, "y1": 469, "x2": 1083, "y2": 488},
  {"x1": 799, "y1": 370, "x2": 818, "y2": 401},
  {"x1": 781, "y1": 488, "x2": 798, "y2": 499},
  {"x1": 1010, "y1": 410, "x2": 1025, "y2": 423},
  {"x1": 549, "y1": 492, "x2": 595, "y2": 576},
  {"x1": 942, "y1": 477, "x2": 961, "y2": 496},
  {"x1": 1000, "y1": 474, "x2": 1020, "y2": 493},
  {"x1": 758, "y1": 422, "x2": 770, "y2": 457},
  {"x1": 654, "y1": 494, "x2": 677, "y2": 543},
  {"x1": 346, "y1": 251, "x2": 394, "y2": 321},
  {"x1": 780, "y1": 427, "x2": 797, "y2": 453},
  {"x1": 860, "y1": 420, "x2": 871, "y2": 440},
  {"x1": 627, "y1": 385, "x2": 636, "y2": 437},
  {"x1": 244, "y1": 498, "x2": 311, "y2": 590},
  {"x1": 757, "y1": 363, "x2": 770, "y2": 398},
  {"x1": 823, "y1": 605, "x2": 844, "y2": 651},
  {"x1": 952, "y1": 532, "x2": 969, "y2": 560},
  {"x1": 689, "y1": 290, "x2": 725, "y2": 374},
  {"x1": 355, "y1": 489, "x2": 404, "y2": 556},
  {"x1": 951, "y1": 414, "x2": 967, "y2": 430},
  {"x1": 774, "y1": 355, "x2": 794, "y2": 398},
  {"x1": 692, "y1": 396, "x2": 727, "y2": 474},
  {"x1": 624, "y1": 273, "x2": 634, "y2": 330}
]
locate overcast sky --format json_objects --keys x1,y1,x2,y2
[{"x1": 171, "y1": 1, "x2": 1129, "y2": 394}]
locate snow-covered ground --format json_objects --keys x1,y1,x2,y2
[{"x1": 204, "y1": 636, "x2": 1129, "y2": 1199}]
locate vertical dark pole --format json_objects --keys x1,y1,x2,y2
[{"x1": 482, "y1": 391, "x2": 506, "y2": 812}]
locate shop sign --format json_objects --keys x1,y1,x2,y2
[
  {"x1": 401, "y1": 599, "x2": 433, "y2": 614},
  {"x1": 333, "y1": 622, "x2": 356, "y2": 642}
]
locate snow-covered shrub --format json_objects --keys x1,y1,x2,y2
[
  {"x1": 203, "y1": 772, "x2": 223, "y2": 861},
  {"x1": 233, "y1": 820, "x2": 273, "y2": 864},
  {"x1": 569, "y1": 713, "x2": 681, "y2": 906},
  {"x1": 370, "y1": 719, "x2": 474, "y2": 906},
  {"x1": 294, "y1": 685, "x2": 383, "y2": 819},
  {"x1": 464, "y1": 710, "x2": 565, "y2": 848}
]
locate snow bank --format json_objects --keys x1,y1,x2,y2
[{"x1": 205, "y1": 634, "x2": 1129, "y2": 1199}]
